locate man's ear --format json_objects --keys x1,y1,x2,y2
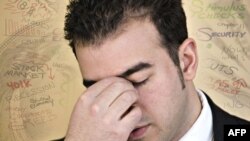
[{"x1": 178, "y1": 38, "x2": 198, "y2": 81}]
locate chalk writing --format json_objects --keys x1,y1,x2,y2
[
  {"x1": 8, "y1": 109, "x2": 57, "y2": 129},
  {"x1": 221, "y1": 46, "x2": 250, "y2": 56},
  {"x1": 223, "y1": 94, "x2": 250, "y2": 109},
  {"x1": 21, "y1": 38, "x2": 45, "y2": 45},
  {"x1": 12, "y1": 51, "x2": 50, "y2": 63},
  {"x1": 30, "y1": 96, "x2": 54, "y2": 109},
  {"x1": 233, "y1": 79, "x2": 248, "y2": 89},
  {"x1": 18, "y1": 38, "x2": 46, "y2": 49},
  {"x1": 43, "y1": 64, "x2": 55, "y2": 80},
  {"x1": 215, "y1": 80, "x2": 240, "y2": 94},
  {"x1": 4, "y1": 70, "x2": 45, "y2": 79},
  {"x1": 190, "y1": 0, "x2": 246, "y2": 19},
  {"x1": 8, "y1": 124, "x2": 25, "y2": 130},
  {"x1": 48, "y1": 69, "x2": 55, "y2": 80},
  {"x1": 32, "y1": 110, "x2": 57, "y2": 124},
  {"x1": 5, "y1": 19, "x2": 49, "y2": 36},
  {"x1": 214, "y1": 78, "x2": 248, "y2": 95},
  {"x1": 4, "y1": 62, "x2": 46, "y2": 79},
  {"x1": 5, "y1": 0, "x2": 57, "y2": 22},
  {"x1": 221, "y1": 46, "x2": 250, "y2": 61},
  {"x1": 52, "y1": 62, "x2": 69, "y2": 70},
  {"x1": 12, "y1": 63, "x2": 44, "y2": 72},
  {"x1": 236, "y1": 93, "x2": 250, "y2": 109},
  {"x1": 217, "y1": 22, "x2": 246, "y2": 30},
  {"x1": 206, "y1": 59, "x2": 238, "y2": 75},
  {"x1": 3, "y1": 61, "x2": 56, "y2": 80},
  {"x1": 52, "y1": 63, "x2": 64, "y2": 68},
  {"x1": 197, "y1": 27, "x2": 247, "y2": 41},
  {"x1": 223, "y1": 96, "x2": 244, "y2": 109},
  {"x1": 4, "y1": 82, "x2": 56, "y2": 102},
  {"x1": 0, "y1": 19, "x2": 50, "y2": 56},
  {"x1": 30, "y1": 81, "x2": 55, "y2": 94},
  {"x1": 7, "y1": 80, "x2": 32, "y2": 90}
]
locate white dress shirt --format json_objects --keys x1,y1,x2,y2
[{"x1": 179, "y1": 89, "x2": 214, "y2": 141}]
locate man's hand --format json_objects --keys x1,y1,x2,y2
[{"x1": 65, "y1": 77, "x2": 142, "y2": 141}]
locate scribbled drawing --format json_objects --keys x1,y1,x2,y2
[
  {"x1": 213, "y1": 78, "x2": 248, "y2": 95},
  {"x1": 5, "y1": 19, "x2": 50, "y2": 36},
  {"x1": 215, "y1": 80, "x2": 230, "y2": 89},
  {"x1": 30, "y1": 109, "x2": 57, "y2": 124},
  {"x1": 29, "y1": 82, "x2": 55, "y2": 94},
  {"x1": 0, "y1": 1, "x2": 81, "y2": 140},
  {"x1": 223, "y1": 95, "x2": 244, "y2": 109},
  {"x1": 235, "y1": 93, "x2": 250, "y2": 109},
  {"x1": 12, "y1": 51, "x2": 51, "y2": 64},
  {"x1": 217, "y1": 22, "x2": 246, "y2": 30},
  {"x1": 8, "y1": 89, "x2": 31, "y2": 141},
  {"x1": 196, "y1": 27, "x2": 247, "y2": 41},
  {"x1": 30, "y1": 95, "x2": 54, "y2": 109},
  {"x1": 4, "y1": 60, "x2": 47, "y2": 80},
  {"x1": 233, "y1": 79, "x2": 248, "y2": 89},
  {"x1": 188, "y1": 0, "x2": 246, "y2": 19},
  {"x1": 9, "y1": 61, "x2": 56, "y2": 80},
  {"x1": 43, "y1": 64, "x2": 55, "y2": 80},
  {"x1": 0, "y1": 19, "x2": 50, "y2": 56},
  {"x1": 7, "y1": 80, "x2": 32, "y2": 90},
  {"x1": 220, "y1": 45, "x2": 250, "y2": 62},
  {"x1": 206, "y1": 58, "x2": 239, "y2": 76},
  {"x1": 4, "y1": 0, "x2": 58, "y2": 22}
]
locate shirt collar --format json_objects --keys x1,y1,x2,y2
[{"x1": 179, "y1": 89, "x2": 214, "y2": 141}]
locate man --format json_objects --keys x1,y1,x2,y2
[{"x1": 61, "y1": 0, "x2": 249, "y2": 141}]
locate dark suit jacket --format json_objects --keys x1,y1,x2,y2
[
  {"x1": 54, "y1": 94, "x2": 250, "y2": 141},
  {"x1": 205, "y1": 94, "x2": 250, "y2": 141}
]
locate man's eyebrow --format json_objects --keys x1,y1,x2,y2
[
  {"x1": 82, "y1": 62, "x2": 152, "y2": 87},
  {"x1": 119, "y1": 62, "x2": 152, "y2": 78}
]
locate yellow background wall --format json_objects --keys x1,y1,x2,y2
[
  {"x1": 0, "y1": 0, "x2": 83, "y2": 140},
  {"x1": 184, "y1": 0, "x2": 250, "y2": 120},
  {"x1": 0, "y1": 0, "x2": 249, "y2": 140}
]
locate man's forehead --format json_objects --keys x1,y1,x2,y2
[
  {"x1": 74, "y1": 18, "x2": 146, "y2": 48},
  {"x1": 75, "y1": 19, "x2": 158, "y2": 48},
  {"x1": 76, "y1": 20, "x2": 160, "y2": 57},
  {"x1": 83, "y1": 60, "x2": 150, "y2": 79},
  {"x1": 75, "y1": 19, "x2": 161, "y2": 80}
]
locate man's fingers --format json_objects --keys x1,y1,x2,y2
[
  {"x1": 67, "y1": 77, "x2": 141, "y2": 141},
  {"x1": 84, "y1": 78, "x2": 117, "y2": 98},
  {"x1": 120, "y1": 106, "x2": 142, "y2": 132},
  {"x1": 80, "y1": 77, "x2": 129, "y2": 105},
  {"x1": 92, "y1": 80, "x2": 135, "y2": 115},
  {"x1": 106, "y1": 90, "x2": 138, "y2": 120},
  {"x1": 73, "y1": 77, "x2": 120, "y2": 117}
]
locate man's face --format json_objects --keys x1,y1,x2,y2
[{"x1": 75, "y1": 20, "x2": 191, "y2": 141}]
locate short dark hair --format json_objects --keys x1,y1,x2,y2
[{"x1": 64, "y1": 0, "x2": 188, "y2": 67}]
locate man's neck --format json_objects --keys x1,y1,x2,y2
[{"x1": 174, "y1": 83, "x2": 202, "y2": 141}]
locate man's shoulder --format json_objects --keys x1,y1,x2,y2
[
  {"x1": 204, "y1": 92, "x2": 250, "y2": 141},
  {"x1": 205, "y1": 93, "x2": 250, "y2": 124}
]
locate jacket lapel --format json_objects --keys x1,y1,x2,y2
[{"x1": 205, "y1": 93, "x2": 250, "y2": 141}]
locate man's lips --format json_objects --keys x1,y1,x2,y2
[{"x1": 129, "y1": 124, "x2": 149, "y2": 140}]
